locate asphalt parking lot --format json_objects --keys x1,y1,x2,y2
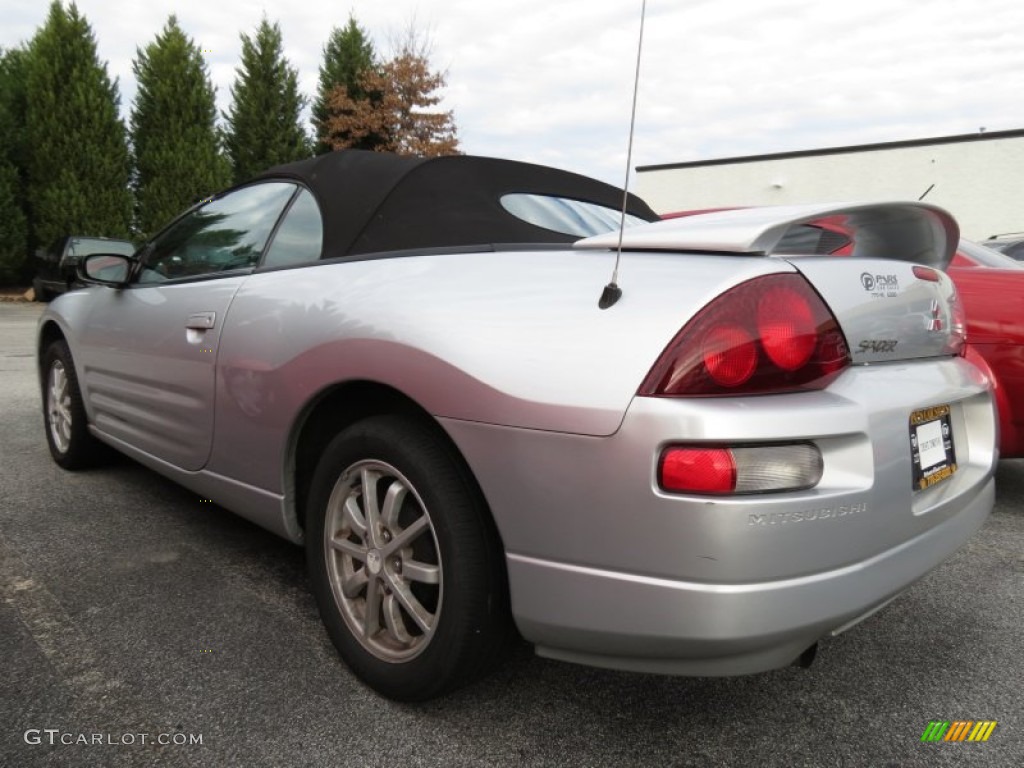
[{"x1": 1, "y1": 300, "x2": 1022, "y2": 767}]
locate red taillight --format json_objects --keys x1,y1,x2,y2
[
  {"x1": 658, "y1": 443, "x2": 824, "y2": 495},
  {"x1": 659, "y1": 447, "x2": 736, "y2": 494},
  {"x1": 702, "y1": 326, "x2": 757, "y2": 386},
  {"x1": 757, "y1": 284, "x2": 817, "y2": 371},
  {"x1": 640, "y1": 274, "x2": 850, "y2": 396}
]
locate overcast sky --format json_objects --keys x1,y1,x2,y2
[{"x1": 4, "y1": 0, "x2": 1024, "y2": 186}]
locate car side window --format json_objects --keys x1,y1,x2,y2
[
  {"x1": 262, "y1": 189, "x2": 324, "y2": 269},
  {"x1": 138, "y1": 182, "x2": 296, "y2": 283}
]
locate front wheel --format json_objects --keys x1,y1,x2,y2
[
  {"x1": 41, "y1": 341, "x2": 107, "y2": 469},
  {"x1": 306, "y1": 415, "x2": 512, "y2": 701}
]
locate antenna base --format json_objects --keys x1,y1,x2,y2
[{"x1": 598, "y1": 283, "x2": 622, "y2": 309}]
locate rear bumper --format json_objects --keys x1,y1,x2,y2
[
  {"x1": 442, "y1": 356, "x2": 997, "y2": 676},
  {"x1": 509, "y1": 475, "x2": 992, "y2": 675}
]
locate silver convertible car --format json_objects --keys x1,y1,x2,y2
[{"x1": 38, "y1": 151, "x2": 996, "y2": 700}]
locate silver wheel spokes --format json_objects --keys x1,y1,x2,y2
[
  {"x1": 47, "y1": 361, "x2": 73, "y2": 453},
  {"x1": 325, "y1": 461, "x2": 442, "y2": 662}
]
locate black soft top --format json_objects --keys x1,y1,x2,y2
[{"x1": 253, "y1": 150, "x2": 658, "y2": 258}]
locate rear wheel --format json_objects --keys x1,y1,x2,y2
[
  {"x1": 306, "y1": 415, "x2": 511, "y2": 701},
  {"x1": 42, "y1": 341, "x2": 107, "y2": 469}
]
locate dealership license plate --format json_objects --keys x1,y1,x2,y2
[{"x1": 909, "y1": 405, "x2": 957, "y2": 491}]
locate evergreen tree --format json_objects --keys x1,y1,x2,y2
[
  {"x1": 24, "y1": 2, "x2": 132, "y2": 248},
  {"x1": 0, "y1": 47, "x2": 29, "y2": 284},
  {"x1": 0, "y1": 162, "x2": 26, "y2": 285},
  {"x1": 224, "y1": 18, "x2": 310, "y2": 184},
  {"x1": 312, "y1": 16, "x2": 376, "y2": 154},
  {"x1": 131, "y1": 16, "x2": 230, "y2": 238}
]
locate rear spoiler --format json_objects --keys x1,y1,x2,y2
[{"x1": 575, "y1": 202, "x2": 960, "y2": 269}]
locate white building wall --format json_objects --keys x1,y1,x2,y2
[{"x1": 636, "y1": 132, "x2": 1024, "y2": 240}]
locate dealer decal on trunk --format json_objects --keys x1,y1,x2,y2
[{"x1": 860, "y1": 272, "x2": 901, "y2": 298}]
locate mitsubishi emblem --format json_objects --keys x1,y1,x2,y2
[{"x1": 927, "y1": 299, "x2": 944, "y2": 332}]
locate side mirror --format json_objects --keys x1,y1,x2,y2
[{"x1": 79, "y1": 253, "x2": 133, "y2": 286}]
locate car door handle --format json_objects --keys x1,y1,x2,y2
[{"x1": 185, "y1": 312, "x2": 216, "y2": 330}]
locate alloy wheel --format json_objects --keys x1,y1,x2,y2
[
  {"x1": 323, "y1": 460, "x2": 443, "y2": 662},
  {"x1": 47, "y1": 360, "x2": 72, "y2": 454}
]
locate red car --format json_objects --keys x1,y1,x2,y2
[
  {"x1": 663, "y1": 210, "x2": 1024, "y2": 458},
  {"x1": 947, "y1": 240, "x2": 1024, "y2": 457}
]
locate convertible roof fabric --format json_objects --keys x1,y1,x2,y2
[{"x1": 253, "y1": 150, "x2": 659, "y2": 258}]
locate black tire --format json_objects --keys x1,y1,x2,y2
[
  {"x1": 306, "y1": 414, "x2": 512, "y2": 701},
  {"x1": 32, "y1": 278, "x2": 51, "y2": 302},
  {"x1": 41, "y1": 340, "x2": 108, "y2": 469}
]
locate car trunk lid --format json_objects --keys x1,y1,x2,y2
[
  {"x1": 576, "y1": 202, "x2": 964, "y2": 364},
  {"x1": 780, "y1": 257, "x2": 963, "y2": 363}
]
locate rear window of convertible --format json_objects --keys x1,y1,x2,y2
[{"x1": 500, "y1": 193, "x2": 649, "y2": 238}]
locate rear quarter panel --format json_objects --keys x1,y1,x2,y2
[{"x1": 207, "y1": 248, "x2": 791, "y2": 492}]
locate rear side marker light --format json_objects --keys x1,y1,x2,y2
[
  {"x1": 658, "y1": 443, "x2": 824, "y2": 495},
  {"x1": 912, "y1": 266, "x2": 939, "y2": 282}
]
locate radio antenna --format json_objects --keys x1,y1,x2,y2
[{"x1": 599, "y1": 0, "x2": 647, "y2": 310}]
